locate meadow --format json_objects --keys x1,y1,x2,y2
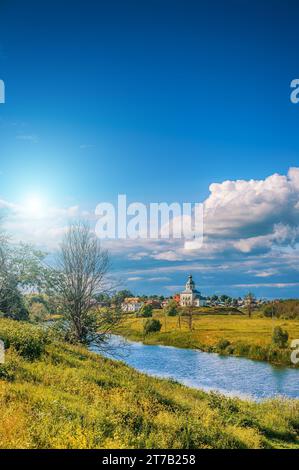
[
  {"x1": 118, "y1": 311, "x2": 299, "y2": 366},
  {"x1": 0, "y1": 318, "x2": 298, "y2": 449}
]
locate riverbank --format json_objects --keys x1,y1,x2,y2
[
  {"x1": 0, "y1": 318, "x2": 299, "y2": 449},
  {"x1": 118, "y1": 313, "x2": 299, "y2": 367}
]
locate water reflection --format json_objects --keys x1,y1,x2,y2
[{"x1": 92, "y1": 335, "x2": 299, "y2": 401}]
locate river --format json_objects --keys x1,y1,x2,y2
[{"x1": 91, "y1": 334, "x2": 299, "y2": 401}]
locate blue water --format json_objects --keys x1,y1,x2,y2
[{"x1": 92, "y1": 335, "x2": 299, "y2": 401}]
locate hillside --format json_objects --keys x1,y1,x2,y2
[{"x1": 0, "y1": 319, "x2": 298, "y2": 449}]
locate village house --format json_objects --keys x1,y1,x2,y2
[
  {"x1": 145, "y1": 299, "x2": 162, "y2": 309},
  {"x1": 121, "y1": 297, "x2": 143, "y2": 313}
]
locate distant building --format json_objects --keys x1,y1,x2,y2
[
  {"x1": 180, "y1": 275, "x2": 206, "y2": 307},
  {"x1": 173, "y1": 294, "x2": 180, "y2": 304},
  {"x1": 121, "y1": 297, "x2": 143, "y2": 313},
  {"x1": 145, "y1": 299, "x2": 162, "y2": 309}
]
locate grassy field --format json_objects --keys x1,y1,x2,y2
[
  {"x1": 0, "y1": 318, "x2": 298, "y2": 449},
  {"x1": 118, "y1": 311, "x2": 299, "y2": 366}
]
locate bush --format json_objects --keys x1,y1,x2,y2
[
  {"x1": 272, "y1": 326, "x2": 289, "y2": 349},
  {"x1": 233, "y1": 342, "x2": 251, "y2": 356},
  {"x1": 143, "y1": 318, "x2": 162, "y2": 335},
  {"x1": 217, "y1": 339, "x2": 231, "y2": 351},
  {"x1": 163, "y1": 300, "x2": 179, "y2": 317},
  {"x1": 137, "y1": 304, "x2": 153, "y2": 318},
  {"x1": 28, "y1": 302, "x2": 48, "y2": 322},
  {"x1": 0, "y1": 319, "x2": 48, "y2": 359}
]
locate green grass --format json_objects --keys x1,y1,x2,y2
[
  {"x1": 118, "y1": 312, "x2": 299, "y2": 366},
  {"x1": 0, "y1": 318, "x2": 298, "y2": 449}
]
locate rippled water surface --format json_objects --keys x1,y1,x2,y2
[{"x1": 92, "y1": 335, "x2": 299, "y2": 401}]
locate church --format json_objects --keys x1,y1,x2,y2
[{"x1": 180, "y1": 275, "x2": 206, "y2": 307}]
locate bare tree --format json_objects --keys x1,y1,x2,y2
[
  {"x1": 181, "y1": 306, "x2": 193, "y2": 331},
  {"x1": 49, "y1": 221, "x2": 123, "y2": 348},
  {"x1": 187, "y1": 307, "x2": 193, "y2": 331},
  {"x1": 245, "y1": 292, "x2": 256, "y2": 318}
]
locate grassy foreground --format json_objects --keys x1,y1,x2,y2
[
  {"x1": 0, "y1": 319, "x2": 299, "y2": 449},
  {"x1": 118, "y1": 312, "x2": 299, "y2": 366}
]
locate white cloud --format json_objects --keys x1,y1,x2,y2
[
  {"x1": 204, "y1": 168, "x2": 299, "y2": 242},
  {"x1": 151, "y1": 250, "x2": 183, "y2": 261},
  {"x1": 233, "y1": 283, "x2": 299, "y2": 289},
  {"x1": 249, "y1": 269, "x2": 278, "y2": 278},
  {"x1": 0, "y1": 197, "x2": 94, "y2": 250}
]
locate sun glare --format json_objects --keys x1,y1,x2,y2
[{"x1": 23, "y1": 196, "x2": 44, "y2": 217}]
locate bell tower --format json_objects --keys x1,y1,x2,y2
[{"x1": 186, "y1": 274, "x2": 195, "y2": 291}]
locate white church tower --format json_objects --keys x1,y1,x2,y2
[{"x1": 180, "y1": 275, "x2": 206, "y2": 307}]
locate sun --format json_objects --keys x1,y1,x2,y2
[{"x1": 23, "y1": 196, "x2": 44, "y2": 217}]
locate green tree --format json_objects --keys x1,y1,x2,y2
[
  {"x1": 164, "y1": 300, "x2": 178, "y2": 317},
  {"x1": 137, "y1": 304, "x2": 153, "y2": 318},
  {"x1": 94, "y1": 292, "x2": 111, "y2": 306},
  {"x1": 9, "y1": 243, "x2": 48, "y2": 292},
  {"x1": 112, "y1": 290, "x2": 133, "y2": 306},
  {"x1": 0, "y1": 221, "x2": 50, "y2": 321},
  {"x1": 0, "y1": 275, "x2": 28, "y2": 320},
  {"x1": 0, "y1": 239, "x2": 29, "y2": 320},
  {"x1": 272, "y1": 326, "x2": 289, "y2": 348},
  {"x1": 143, "y1": 318, "x2": 162, "y2": 335}
]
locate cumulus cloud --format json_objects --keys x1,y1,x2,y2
[
  {"x1": 204, "y1": 167, "x2": 299, "y2": 242},
  {"x1": 111, "y1": 166, "x2": 299, "y2": 288}
]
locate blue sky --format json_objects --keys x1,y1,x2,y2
[{"x1": 0, "y1": 0, "x2": 299, "y2": 298}]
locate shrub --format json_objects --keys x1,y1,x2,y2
[
  {"x1": 217, "y1": 339, "x2": 231, "y2": 351},
  {"x1": 137, "y1": 304, "x2": 153, "y2": 318},
  {"x1": 143, "y1": 318, "x2": 162, "y2": 335},
  {"x1": 226, "y1": 344, "x2": 235, "y2": 355},
  {"x1": 249, "y1": 344, "x2": 267, "y2": 361},
  {"x1": 272, "y1": 326, "x2": 289, "y2": 349},
  {"x1": 163, "y1": 300, "x2": 179, "y2": 317},
  {"x1": 0, "y1": 319, "x2": 48, "y2": 359},
  {"x1": 28, "y1": 302, "x2": 48, "y2": 322},
  {"x1": 234, "y1": 342, "x2": 251, "y2": 356}
]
